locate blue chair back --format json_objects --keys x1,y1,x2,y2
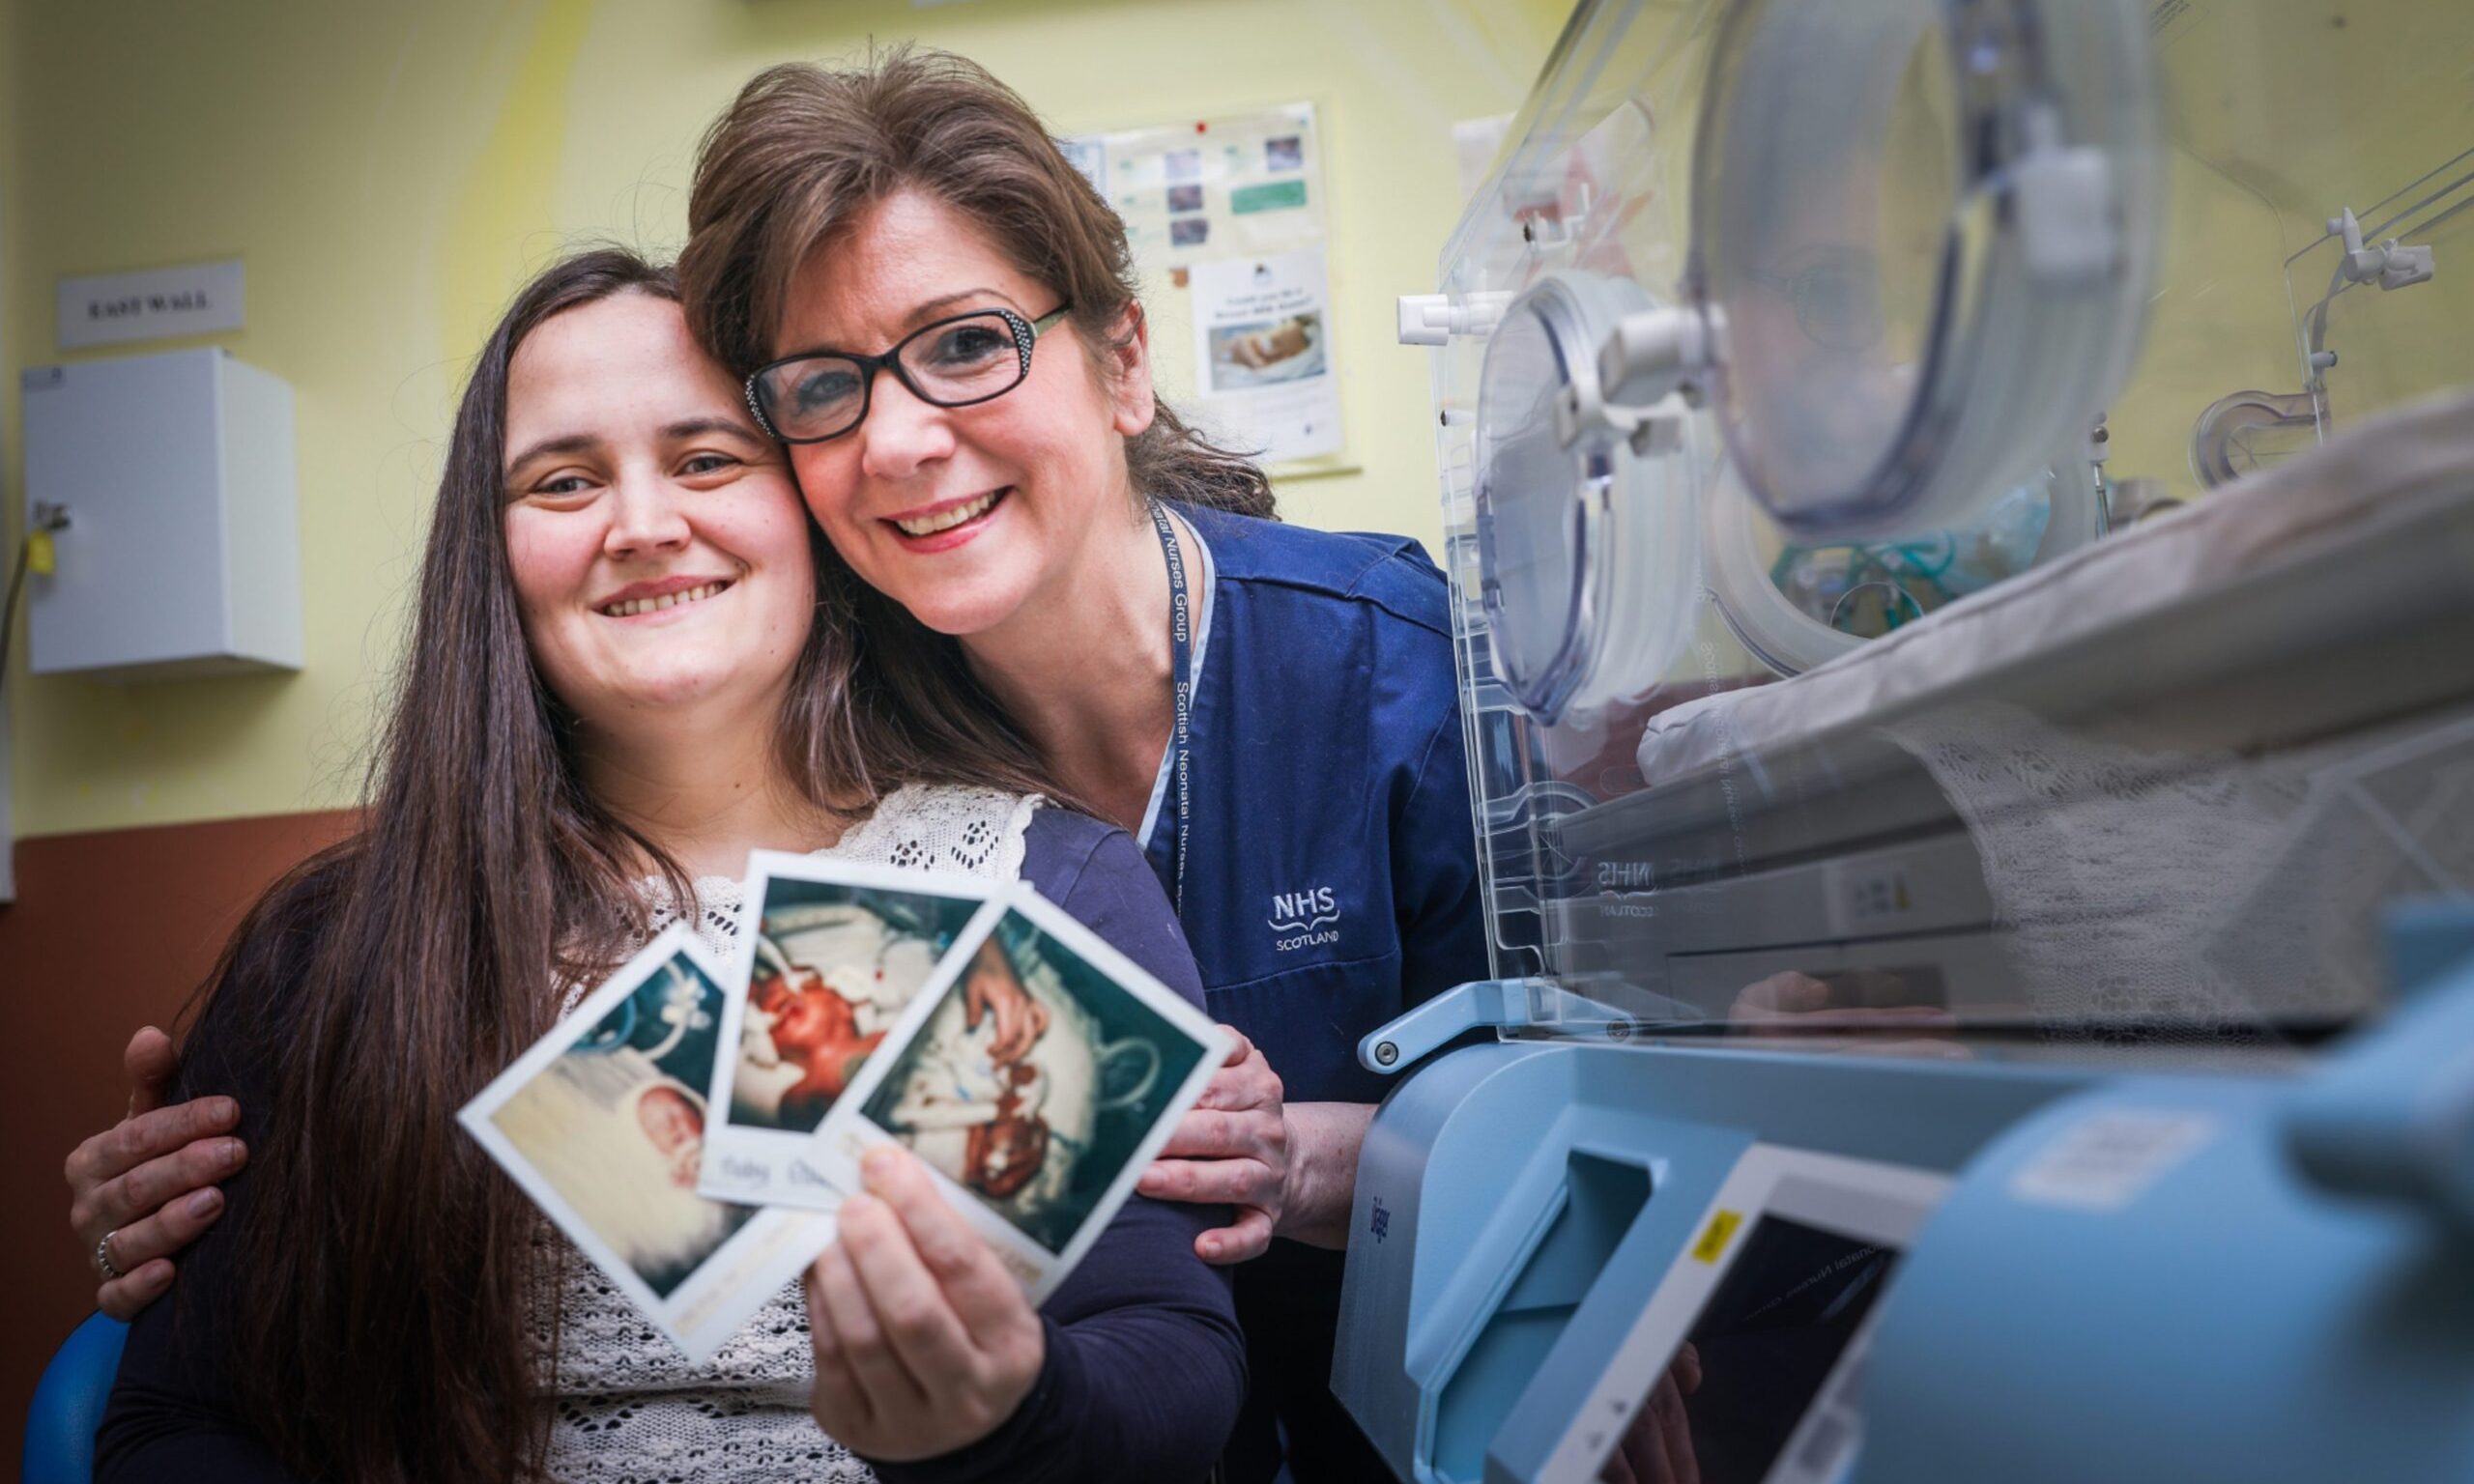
[{"x1": 23, "y1": 1313, "x2": 128, "y2": 1484}]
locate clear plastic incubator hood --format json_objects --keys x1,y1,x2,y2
[{"x1": 1401, "y1": 0, "x2": 2474, "y2": 1048}]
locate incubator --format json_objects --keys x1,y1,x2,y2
[{"x1": 1341, "y1": 1, "x2": 2474, "y2": 1479}]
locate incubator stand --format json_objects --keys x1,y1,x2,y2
[{"x1": 1338, "y1": 2, "x2": 2474, "y2": 1480}]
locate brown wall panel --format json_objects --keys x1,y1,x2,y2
[{"x1": 0, "y1": 809, "x2": 360, "y2": 1468}]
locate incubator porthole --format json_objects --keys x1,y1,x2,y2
[
  {"x1": 1684, "y1": 0, "x2": 2159, "y2": 542},
  {"x1": 1470, "y1": 271, "x2": 1704, "y2": 724}
]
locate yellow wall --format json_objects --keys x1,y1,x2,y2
[
  {"x1": 2101, "y1": 0, "x2": 2474, "y2": 503},
  {"x1": 1, "y1": 0, "x2": 1572, "y2": 840}
]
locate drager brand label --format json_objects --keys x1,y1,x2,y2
[{"x1": 1269, "y1": 885, "x2": 1340, "y2": 952}]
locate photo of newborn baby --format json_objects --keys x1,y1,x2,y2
[
  {"x1": 464, "y1": 928, "x2": 849, "y2": 1362},
  {"x1": 728, "y1": 889, "x2": 985, "y2": 1134},
  {"x1": 698, "y1": 855, "x2": 1007, "y2": 1211},
  {"x1": 479, "y1": 943, "x2": 748, "y2": 1298},
  {"x1": 632, "y1": 1081, "x2": 708, "y2": 1192},
  {"x1": 878, "y1": 935, "x2": 1064, "y2": 1205},
  {"x1": 855, "y1": 903, "x2": 1214, "y2": 1255}
]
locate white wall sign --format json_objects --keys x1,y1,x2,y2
[{"x1": 57, "y1": 259, "x2": 245, "y2": 350}]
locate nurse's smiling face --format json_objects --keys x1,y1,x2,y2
[
  {"x1": 502, "y1": 291, "x2": 815, "y2": 729},
  {"x1": 773, "y1": 188, "x2": 1155, "y2": 638}
]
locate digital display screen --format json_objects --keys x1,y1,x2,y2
[{"x1": 1597, "y1": 1215, "x2": 1898, "y2": 1484}]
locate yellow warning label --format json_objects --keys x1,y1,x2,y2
[{"x1": 1690, "y1": 1209, "x2": 1742, "y2": 1264}]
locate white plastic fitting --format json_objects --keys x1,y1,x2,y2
[
  {"x1": 1595, "y1": 304, "x2": 1717, "y2": 409},
  {"x1": 2331, "y1": 208, "x2": 2437, "y2": 292},
  {"x1": 1395, "y1": 292, "x2": 1511, "y2": 347}
]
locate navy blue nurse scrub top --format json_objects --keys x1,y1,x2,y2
[{"x1": 1142, "y1": 501, "x2": 1491, "y2": 1483}]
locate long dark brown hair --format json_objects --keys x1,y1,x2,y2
[
  {"x1": 679, "y1": 48, "x2": 1279, "y2": 808},
  {"x1": 194, "y1": 247, "x2": 1026, "y2": 1480}
]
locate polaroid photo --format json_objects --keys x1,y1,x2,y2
[
  {"x1": 1170, "y1": 215, "x2": 1211, "y2": 248},
  {"x1": 697, "y1": 851, "x2": 1009, "y2": 1211},
  {"x1": 458, "y1": 927, "x2": 837, "y2": 1362},
  {"x1": 810, "y1": 886, "x2": 1233, "y2": 1300}
]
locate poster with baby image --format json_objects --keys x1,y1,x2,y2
[
  {"x1": 458, "y1": 928, "x2": 837, "y2": 1362},
  {"x1": 697, "y1": 852, "x2": 1009, "y2": 1211},
  {"x1": 811, "y1": 887, "x2": 1231, "y2": 1300}
]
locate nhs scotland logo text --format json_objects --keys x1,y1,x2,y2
[{"x1": 1268, "y1": 885, "x2": 1340, "y2": 951}]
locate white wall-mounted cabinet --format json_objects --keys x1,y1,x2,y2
[{"x1": 20, "y1": 348, "x2": 302, "y2": 680}]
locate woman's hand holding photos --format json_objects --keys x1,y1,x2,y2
[
  {"x1": 1135, "y1": 1028, "x2": 1289, "y2": 1264},
  {"x1": 806, "y1": 1145, "x2": 1045, "y2": 1461},
  {"x1": 66, "y1": 1025, "x2": 245, "y2": 1320}
]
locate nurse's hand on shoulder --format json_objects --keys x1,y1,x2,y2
[
  {"x1": 1136, "y1": 1029, "x2": 1289, "y2": 1264},
  {"x1": 807, "y1": 1145, "x2": 1045, "y2": 1461},
  {"x1": 67, "y1": 1025, "x2": 245, "y2": 1320}
]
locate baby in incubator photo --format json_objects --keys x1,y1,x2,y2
[
  {"x1": 729, "y1": 900, "x2": 947, "y2": 1133},
  {"x1": 884, "y1": 936, "x2": 1059, "y2": 1202},
  {"x1": 846, "y1": 900, "x2": 1220, "y2": 1260},
  {"x1": 696, "y1": 858, "x2": 1003, "y2": 1212}
]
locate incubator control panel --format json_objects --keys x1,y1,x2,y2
[{"x1": 1540, "y1": 1147, "x2": 1948, "y2": 1484}]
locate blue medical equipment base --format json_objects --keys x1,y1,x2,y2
[{"x1": 1334, "y1": 910, "x2": 2474, "y2": 1484}]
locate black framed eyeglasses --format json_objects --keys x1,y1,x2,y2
[{"x1": 744, "y1": 303, "x2": 1074, "y2": 444}]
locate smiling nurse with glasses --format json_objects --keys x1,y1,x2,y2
[{"x1": 693, "y1": 53, "x2": 1490, "y2": 1484}]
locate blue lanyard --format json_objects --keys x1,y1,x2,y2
[{"x1": 1148, "y1": 500, "x2": 1194, "y2": 920}]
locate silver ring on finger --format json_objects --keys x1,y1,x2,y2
[{"x1": 96, "y1": 1229, "x2": 126, "y2": 1281}]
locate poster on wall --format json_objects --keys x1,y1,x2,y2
[
  {"x1": 1189, "y1": 248, "x2": 1343, "y2": 466},
  {"x1": 1061, "y1": 103, "x2": 1350, "y2": 476}
]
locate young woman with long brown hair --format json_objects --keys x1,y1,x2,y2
[{"x1": 89, "y1": 249, "x2": 1242, "y2": 1483}]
